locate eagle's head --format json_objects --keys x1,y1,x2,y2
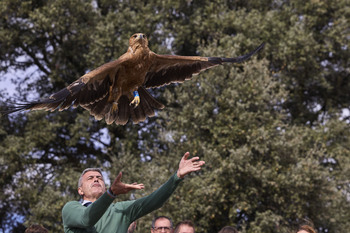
[{"x1": 129, "y1": 33, "x2": 148, "y2": 50}]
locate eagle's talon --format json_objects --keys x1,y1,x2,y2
[
  {"x1": 112, "y1": 102, "x2": 118, "y2": 112},
  {"x1": 130, "y1": 91, "x2": 140, "y2": 108},
  {"x1": 130, "y1": 96, "x2": 140, "y2": 108}
]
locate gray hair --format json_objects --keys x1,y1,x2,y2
[
  {"x1": 218, "y1": 226, "x2": 238, "y2": 233},
  {"x1": 78, "y1": 168, "x2": 104, "y2": 188},
  {"x1": 151, "y1": 216, "x2": 174, "y2": 229}
]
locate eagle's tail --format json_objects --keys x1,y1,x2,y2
[
  {"x1": 128, "y1": 86, "x2": 165, "y2": 124},
  {"x1": 100, "y1": 86, "x2": 164, "y2": 125}
]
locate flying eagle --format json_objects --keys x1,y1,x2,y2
[{"x1": 4, "y1": 33, "x2": 264, "y2": 125}]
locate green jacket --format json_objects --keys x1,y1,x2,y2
[{"x1": 62, "y1": 173, "x2": 182, "y2": 233}]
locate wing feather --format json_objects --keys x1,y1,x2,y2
[
  {"x1": 115, "y1": 96, "x2": 130, "y2": 125},
  {"x1": 2, "y1": 57, "x2": 128, "y2": 115},
  {"x1": 144, "y1": 43, "x2": 264, "y2": 88}
]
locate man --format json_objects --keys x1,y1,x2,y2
[
  {"x1": 174, "y1": 220, "x2": 195, "y2": 233},
  {"x1": 25, "y1": 224, "x2": 49, "y2": 233},
  {"x1": 127, "y1": 222, "x2": 137, "y2": 233},
  {"x1": 151, "y1": 216, "x2": 174, "y2": 233},
  {"x1": 62, "y1": 152, "x2": 205, "y2": 233},
  {"x1": 218, "y1": 226, "x2": 238, "y2": 233},
  {"x1": 296, "y1": 225, "x2": 317, "y2": 233}
]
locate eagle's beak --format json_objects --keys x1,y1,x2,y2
[{"x1": 138, "y1": 34, "x2": 146, "y2": 41}]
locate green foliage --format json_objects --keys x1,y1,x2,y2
[{"x1": 0, "y1": 0, "x2": 349, "y2": 232}]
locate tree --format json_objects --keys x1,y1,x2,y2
[{"x1": 154, "y1": 46, "x2": 350, "y2": 231}]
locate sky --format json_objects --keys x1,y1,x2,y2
[
  {"x1": 1, "y1": 64, "x2": 48, "y2": 118},
  {"x1": 0, "y1": 72, "x2": 17, "y2": 96}
]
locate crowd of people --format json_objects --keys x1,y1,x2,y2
[
  {"x1": 148, "y1": 216, "x2": 317, "y2": 233},
  {"x1": 25, "y1": 152, "x2": 318, "y2": 233},
  {"x1": 25, "y1": 219, "x2": 317, "y2": 233},
  {"x1": 149, "y1": 216, "x2": 238, "y2": 233}
]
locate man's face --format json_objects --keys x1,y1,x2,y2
[
  {"x1": 78, "y1": 171, "x2": 106, "y2": 201},
  {"x1": 152, "y1": 218, "x2": 173, "y2": 233},
  {"x1": 177, "y1": 225, "x2": 194, "y2": 233}
]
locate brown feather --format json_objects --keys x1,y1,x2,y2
[
  {"x1": 144, "y1": 43, "x2": 265, "y2": 88},
  {"x1": 83, "y1": 95, "x2": 110, "y2": 121},
  {"x1": 115, "y1": 87, "x2": 164, "y2": 125},
  {"x1": 115, "y1": 96, "x2": 130, "y2": 125}
]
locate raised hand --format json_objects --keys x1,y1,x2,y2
[
  {"x1": 177, "y1": 152, "x2": 205, "y2": 179},
  {"x1": 110, "y1": 172, "x2": 145, "y2": 195}
]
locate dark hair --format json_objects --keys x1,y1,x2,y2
[
  {"x1": 297, "y1": 225, "x2": 317, "y2": 233},
  {"x1": 152, "y1": 216, "x2": 174, "y2": 229},
  {"x1": 174, "y1": 220, "x2": 195, "y2": 233},
  {"x1": 218, "y1": 226, "x2": 238, "y2": 233},
  {"x1": 25, "y1": 224, "x2": 49, "y2": 233}
]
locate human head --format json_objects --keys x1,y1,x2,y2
[
  {"x1": 218, "y1": 226, "x2": 238, "y2": 233},
  {"x1": 297, "y1": 225, "x2": 317, "y2": 233},
  {"x1": 78, "y1": 168, "x2": 106, "y2": 201},
  {"x1": 151, "y1": 216, "x2": 174, "y2": 233},
  {"x1": 25, "y1": 224, "x2": 49, "y2": 233},
  {"x1": 174, "y1": 220, "x2": 195, "y2": 233}
]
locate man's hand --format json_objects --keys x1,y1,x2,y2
[
  {"x1": 110, "y1": 172, "x2": 144, "y2": 195},
  {"x1": 177, "y1": 152, "x2": 205, "y2": 179}
]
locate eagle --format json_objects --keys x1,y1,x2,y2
[{"x1": 3, "y1": 33, "x2": 264, "y2": 125}]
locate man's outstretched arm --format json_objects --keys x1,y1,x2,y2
[{"x1": 125, "y1": 152, "x2": 205, "y2": 222}]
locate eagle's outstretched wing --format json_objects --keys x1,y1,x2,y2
[
  {"x1": 144, "y1": 43, "x2": 265, "y2": 88},
  {"x1": 2, "y1": 58, "x2": 126, "y2": 114},
  {"x1": 1, "y1": 52, "x2": 165, "y2": 125}
]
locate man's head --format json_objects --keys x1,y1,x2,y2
[
  {"x1": 297, "y1": 225, "x2": 317, "y2": 233},
  {"x1": 218, "y1": 226, "x2": 238, "y2": 233},
  {"x1": 174, "y1": 220, "x2": 195, "y2": 233},
  {"x1": 151, "y1": 216, "x2": 174, "y2": 233},
  {"x1": 78, "y1": 168, "x2": 106, "y2": 202},
  {"x1": 25, "y1": 224, "x2": 49, "y2": 233}
]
